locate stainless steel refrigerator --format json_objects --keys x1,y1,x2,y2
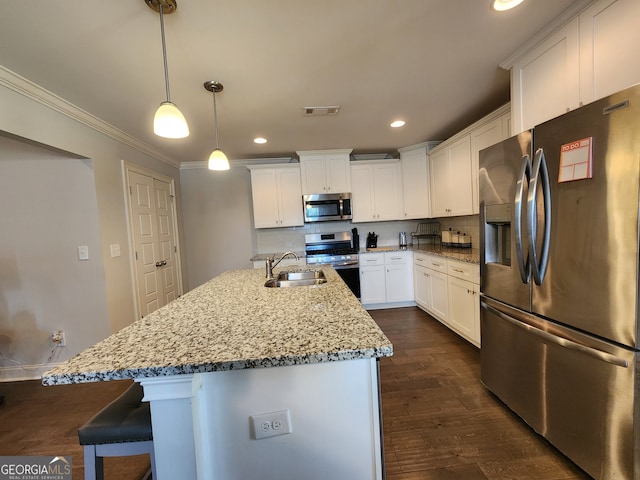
[{"x1": 479, "y1": 84, "x2": 640, "y2": 480}]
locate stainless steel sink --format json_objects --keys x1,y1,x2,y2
[{"x1": 264, "y1": 269, "x2": 327, "y2": 287}]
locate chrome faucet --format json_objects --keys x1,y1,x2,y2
[{"x1": 265, "y1": 251, "x2": 299, "y2": 278}]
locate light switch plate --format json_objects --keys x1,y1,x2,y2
[
  {"x1": 77, "y1": 245, "x2": 89, "y2": 261},
  {"x1": 110, "y1": 243, "x2": 121, "y2": 258}
]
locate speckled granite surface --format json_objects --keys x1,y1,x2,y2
[
  {"x1": 42, "y1": 268, "x2": 392, "y2": 386},
  {"x1": 411, "y1": 245, "x2": 480, "y2": 264},
  {"x1": 362, "y1": 244, "x2": 480, "y2": 264}
]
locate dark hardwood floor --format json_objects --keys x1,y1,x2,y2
[
  {"x1": 372, "y1": 307, "x2": 589, "y2": 480},
  {"x1": 0, "y1": 307, "x2": 589, "y2": 479}
]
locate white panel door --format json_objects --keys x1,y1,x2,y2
[
  {"x1": 128, "y1": 170, "x2": 181, "y2": 318},
  {"x1": 129, "y1": 171, "x2": 160, "y2": 317},
  {"x1": 154, "y1": 178, "x2": 180, "y2": 306}
]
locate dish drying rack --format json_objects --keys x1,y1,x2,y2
[{"x1": 411, "y1": 222, "x2": 440, "y2": 247}]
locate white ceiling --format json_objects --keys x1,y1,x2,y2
[{"x1": 0, "y1": 0, "x2": 585, "y2": 165}]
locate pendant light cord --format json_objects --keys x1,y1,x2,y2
[
  {"x1": 158, "y1": 5, "x2": 171, "y2": 103},
  {"x1": 212, "y1": 91, "x2": 220, "y2": 149}
]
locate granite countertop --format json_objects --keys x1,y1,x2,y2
[
  {"x1": 42, "y1": 268, "x2": 392, "y2": 386},
  {"x1": 362, "y1": 244, "x2": 480, "y2": 264}
]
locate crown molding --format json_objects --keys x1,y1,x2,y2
[
  {"x1": 181, "y1": 157, "x2": 297, "y2": 170},
  {"x1": 0, "y1": 65, "x2": 180, "y2": 168}
]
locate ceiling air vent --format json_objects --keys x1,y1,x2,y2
[{"x1": 303, "y1": 106, "x2": 341, "y2": 116}]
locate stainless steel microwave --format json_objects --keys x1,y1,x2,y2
[{"x1": 303, "y1": 193, "x2": 352, "y2": 222}]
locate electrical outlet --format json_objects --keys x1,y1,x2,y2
[
  {"x1": 50, "y1": 330, "x2": 66, "y2": 347},
  {"x1": 250, "y1": 409, "x2": 292, "y2": 440}
]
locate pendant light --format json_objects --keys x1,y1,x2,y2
[
  {"x1": 146, "y1": 0, "x2": 189, "y2": 138},
  {"x1": 490, "y1": 0, "x2": 524, "y2": 11},
  {"x1": 204, "y1": 80, "x2": 230, "y2": 171}
]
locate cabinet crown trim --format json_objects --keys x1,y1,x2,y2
[
  {"x1": 429, "y1": 103, "x2": 510, "y2": 155},
  {"x1": 397, "y1": 141, "x2": 442, "y2": 154},
  {"x1": 296, "y1": 149, "x2": 353, "y2": 156},
  {"x1": 246, "y1": 163, "x2": 300, "y2": 171}
]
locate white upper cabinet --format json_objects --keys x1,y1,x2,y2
[
  {"x1": 511, "y1": 18, "x2": 580, "y2": 132},
  {"x1": 297, "y1": 149, "x2": 352, "y2": 194},
  {"x1": 508, "y1": 0, "x2": 640, "y2": 133},
  {"x1": 398, "y1": 144, "x2": 431, "y2": 219},
  {"x1": 351, "y1": 161, "x2": 401, "y2": 222},
  {"x1": 248, "y1": 165, "x2": 303, "y2": 229},
  {"x1": 430, "y1": 135, "x2": 473, "y2": 217},
  {"x1": 579, "y1": 0, "x2": 640, "y2": 103}
]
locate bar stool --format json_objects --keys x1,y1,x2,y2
[{"x1": 78, "y1": 382, "x2": 156, "y2": 480}]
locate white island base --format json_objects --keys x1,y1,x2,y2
[{"x1": 139, "y1": 357, "x2": 383, "y2": 480}]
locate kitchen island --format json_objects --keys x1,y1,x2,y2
[{"x1": 43, "y1": 267, "x2": 392, "y2": 480}]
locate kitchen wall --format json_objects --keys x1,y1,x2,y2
[
  {"x1": 0, "y1": 67, "x2": 186, "y2": 380},
  {"x1": 180, "y1": 164, "x2": 255, "y2": 290},
  {"x1": 0, "y1": 135, "x2": 111, "y2": 380}
]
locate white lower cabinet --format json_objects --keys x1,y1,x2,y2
[
  {"x1": 413, "y1": 253, "x2": 448, "y2": 321},
  {"x1": 360, "y1": 251, "x2": 413, "y2": 307},
  {"x1": 414, "y1": 253, "x2": 480, "y2": 347},
  {"x1": 360, "y1": 253, "x2": 386, "y2": 305}
]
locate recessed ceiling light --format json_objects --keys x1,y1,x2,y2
[
  {"x1": 390, "y1": 120, "x2": 406, "y2": 128},
  {"x1": 490, "y1": 0, "x2": 524, "y2": 11},
  {"x1": 254, "y1": 137, "x2": 267, "y2": 144}
]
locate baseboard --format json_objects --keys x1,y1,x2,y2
[
  {"x1": 0, "y1": 363, "x2": 60, "y2": 382},
  {"x1": 362, "y1": 301, "x2": 416, "y2": 311}
]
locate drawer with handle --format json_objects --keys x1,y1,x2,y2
[{"x1": 447, "y1": 259, "x2": 479, "y2": 284}]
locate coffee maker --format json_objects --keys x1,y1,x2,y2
[{"x1": 366, "y1": 232, "x2": 378, "y2": 249}]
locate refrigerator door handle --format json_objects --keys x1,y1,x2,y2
[
  {"x1": 528, "y1": 148, "x2": 551, "y2": 285},
  {"x1": 514, "y1": 154, "x2": 531, "y2": 284},
  {"x1": 482, "y1": 300, "x2": 629, "y2": 368}
]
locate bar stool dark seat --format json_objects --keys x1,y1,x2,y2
[{"x1": 78, "y1": 382, "x2": 156, "y2": 480}]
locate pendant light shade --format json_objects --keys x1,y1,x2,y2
[
  {"x1": 204, "y1": 80, "x2": 230, "y2": 171},
  {"x1": 490, "y1": 0, "x2": 524, "y2": 11},
  {"x1": 154, "y1": 101, "x2": 189, "y2": 138},
  {"x1": 208, "y1": 149, "x2": 230, "y2": 171},
  {"x1": 146, "y1": 0, "x2": 189, "y2": 138}
]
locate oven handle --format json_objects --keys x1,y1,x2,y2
[{"x1": 330, "y1": 261, "x2": 359, "y2": 268}]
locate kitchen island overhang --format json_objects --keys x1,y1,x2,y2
[{"x1": 43, "y1": 267, "x2": 392, "y2": 480}]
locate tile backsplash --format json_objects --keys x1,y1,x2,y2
[
  {"x1": 437, "y1": 215, "x2": 480, "y2": 249},
  {"x1": 255, "y1": 215, "x2": 480, "y2": 254}
]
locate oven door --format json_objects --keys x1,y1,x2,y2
[{"x1": 333, "y1": 262, "x2": 360, "y2": 299}]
